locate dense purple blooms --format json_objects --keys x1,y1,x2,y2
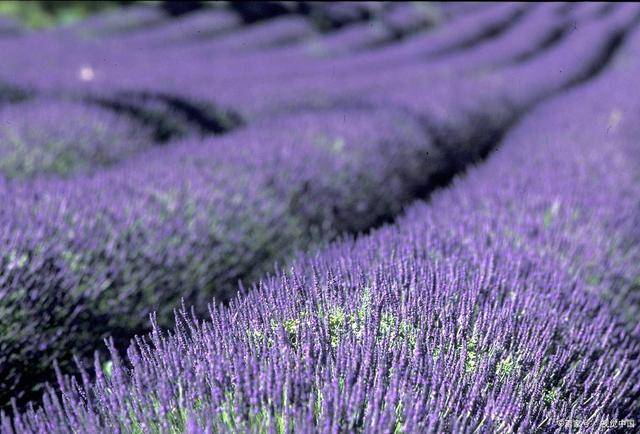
[
  {"x1": 0, "y1": 98, "x2": 154, "y2": 179},
  {"x1": 0, "y1": 102, "x2": 436, "y2": 405},
  {"x1": 0, "y1": 2, "x2": 638, "y2": 431},
  {"x1": 4, "y1": 12, "x2": 640, "y2": 431}
]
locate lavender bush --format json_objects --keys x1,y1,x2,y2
[{"x1": 0, "y1": 98, "x2": 154, "y2": 179}]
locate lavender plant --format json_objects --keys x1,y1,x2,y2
[{"x1": 0, "y1": 99, "x2": 154, "y2": 179}]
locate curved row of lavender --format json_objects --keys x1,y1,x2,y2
[
  {"x1": 0, "y1": 99, "x2": 155, "y2": 179},
  {"x1": 4, "y1": 8, "x2": 640, "y2": 433},
  {"x1": 0, "y1": 1, "x2": 636, "y2": 416}
]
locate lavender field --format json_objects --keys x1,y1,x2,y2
[{"x1": 0, "y1": 2, "x2": 639, "y2": 433}]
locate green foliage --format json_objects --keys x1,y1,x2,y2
[
  {"x1": 495, "y1": 354, "x2": 521, "y2": 379},
  {"x1": 102, "y1": 360, "x2": 113, "y2": 378},
  {"x1": 542, "y1": 387, "x2": 559, "y2": 406},
  {"x1": 0, "y1": 1, "x2": 129, "y2": 28},
  {"x1": 246, "y1": 290, "x2": 374, "y2": 350},
  {"x1": 327, "y1": 306, "x2": 347, "y2": 347},
  {"x1": 314, "y1": 390, "x2": 323, "y2": 422},
  {"x1": 377, "y1": 311, "x2": 418, "y2": 351},
  {"x1": 216, "y1": 390, "x2": 291, "y2": 434},
  {"x1": 282, "y1": 317, "x2": 301, "y2": 345},
  {"x1": 393, "y1": 400, "x2": 405, "y2": 434},
  {"x1": 464, "y1": 336, "x2": 479, "y2": 374},
  {"x1": 542, "y1": 200, "x2": 561, "y2": 229}
]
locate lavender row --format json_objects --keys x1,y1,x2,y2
[
  {"x1": 96, "y1": 1, "x2": 621, "y2": 123},
  {"x1": 65, "y1": 2, "x2": 394, "y2": 45},
  {"x1": 0, "y1": 1, "x2": 570, "y2": 147},
  {"x1": 66, "y1": 4, "x2": 171, "y2": 38},
  {"x1": 0, "y1": 3, "x2": 530, "y2": 105},
  {"x1": 119, "y1": 2, "x2": 519, "y2": 87},
  {"x1": 0, "y1": 105, "x2": 432, "y2": 407},
  {"x1": 1, "y1": 2, "x2": 537, "y2": 129},
  {"x1": 0, "y1": 98, "x2": 154, "y2": 179},
  {"x1": 434, "y1": 2, "x2": 501, "y2": 21},
  {"x1": 3, "y1": 2, "x2": 606, "y2": 102},
  {"x1": 95, "y1": 8, "x2": 242, "y2": 49},
  {"x1": 62, "y1": 2, "x2": 552, "y2": 127},
  {"x1": 5, "y1": 20, "x2": 640, "y2": 434}
]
